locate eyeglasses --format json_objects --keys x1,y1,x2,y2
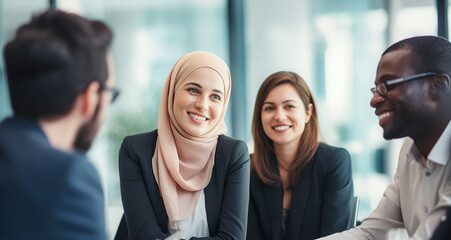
[
  {"x1": 100, "y1": 85, "x2": 120, "y2": 103},
  {"x1": 370, "y1": 72, "x2": 437, "y2": 96}
]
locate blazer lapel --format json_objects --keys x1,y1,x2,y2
[
  {"x1": 264, "y1": 183, "x2": 283, "y2": 239},
  {"x1": 289, "y1": 170, "x2": 313, "y2": 240},
  {"x1": 204, "y1": 137, "x2": 221, "y2": 236}
]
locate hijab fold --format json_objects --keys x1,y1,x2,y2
[{"x1": 152, "y1": 51, "x2": 231, "y2": 228}]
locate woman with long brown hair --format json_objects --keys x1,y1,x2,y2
[{"x1": 247, "y1": 71, "x2": 353, "y2": 239}]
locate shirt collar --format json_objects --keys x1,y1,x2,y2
[{"x1": 427, "y1": 120, "x2": 451, "y2": 165}]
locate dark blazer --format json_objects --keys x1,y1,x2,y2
[
  {"x1": 431, "y1": 207, "x2": 451, "y2": 240},
  {"x1": 116, "y1": 130, "x2": 250, "y2": 240},
  {"x1": 0, "y1": 116, "x2": 107, "y2": 240},
  {"x1": 247, "y1": 143, "x2": 353, "y2": 240}
]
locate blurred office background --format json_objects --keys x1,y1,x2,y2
[{"x1": 0, "y1": 0, "x2": 447, "y2": 238}]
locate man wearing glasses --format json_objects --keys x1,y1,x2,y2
[
  {"x1": 0, "y1": 9, "x2": 119, "y2": 240},
  {"x1": 321, "y1": 36, "x2": 451, "y2": 239}
]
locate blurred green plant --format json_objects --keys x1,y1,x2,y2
[
  {"x1": 103, "y1": 83, "x2": 161, "y2": 205},
  {"x1": 106, "y1": 106, "x2": 158, "y2": 164}
]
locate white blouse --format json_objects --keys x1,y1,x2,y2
[{"x1": 168, "y1": 190, "x2": 209, "y2": 239}]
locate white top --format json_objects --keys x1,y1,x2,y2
[
  {"x1": 320, "y1": 121, "x2": 451, "y2": 240},
  {"x1": 167, "y1": 190, "x2": 209, "y2": 239}
]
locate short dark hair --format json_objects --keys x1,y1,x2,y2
[
  {"x1": 383, "y1": 35, "x2": 451, "y2": 76},
  {"x1": 3, "y1": 8, "x2": 113, "y2": 120}
]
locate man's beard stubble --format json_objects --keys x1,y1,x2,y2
[{"x1": 74, "y1": 101, "x2": 101, "y2": 152}]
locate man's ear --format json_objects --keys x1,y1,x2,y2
[
  {"x1": 430, "y1": 73, "x2": 450, "y2": 100},
  {"x1": 81, "y1": 81, "x2": 100, "y2": 117}
]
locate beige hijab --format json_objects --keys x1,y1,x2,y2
[{"x1": 152, "y1": 51, "x2": 231, "y2": 228}]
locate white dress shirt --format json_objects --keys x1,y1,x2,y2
[
  {"x1": 168, "y1": 190, "x2": 209, "y2": 239},
  {"x1": 320, "y1": 121, "x2": 451, "y2": 240}
]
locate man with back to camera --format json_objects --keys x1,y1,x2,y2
[
  {"x1": 319, "y1": 35, "x2": 451, "y2": 239},
  {"x1": 0, "y1": 8, "x2": 118, "y2": 240}
]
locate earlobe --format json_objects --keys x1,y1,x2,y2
[
  {"x1": 306, "y1": 103, "x2": 313, "y2": 123},
  {"x1": 81, "y1": 81, "x2": 101, "y2": 117}
]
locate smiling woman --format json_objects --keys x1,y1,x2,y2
[
  {"x1": 260, "y1": 83, "x2": 312, "y2": 151},
  {"x1": 173, "y1": 68, "x2": 225, "y2": 137},
  {"x1": 115, "y1": 51, "x2": 250, "y2": 240},
  {"x1": 248, "y1": 71, "x2": 354, "y2": 240}
]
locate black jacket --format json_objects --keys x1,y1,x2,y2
[
  {"x1": 116, "y1": 130, "x2": 250, "y2": 240},
  {"x1": 247, "y1": 143, "x2": 354, "y2": 240}
]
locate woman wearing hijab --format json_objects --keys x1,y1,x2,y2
[
  {"x1": 247, "y1": 71, "x2": 353, "y2": 240},
  {"x1": 116, "y1": 51, "x2": 250, "y2": 240}
]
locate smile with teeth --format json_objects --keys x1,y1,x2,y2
[
  {"x1": 274, "y1": 125, "x2": 290, "y2": 131},
  {"x1": 378, "y1": 111, "x2": 392, "y2": 120},
  {"x1": 189, "y1": 113, "x2": 207, "y2": 121}
]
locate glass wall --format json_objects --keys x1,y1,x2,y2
[
  {"x1": 1, "y1": 0, "x2": 228, "y2": 237},
  {"x1": 246, "y1": 0, "x2": 436, "y2": 220},
  {"x1": 58, "y1": 0, "x2": 229, "y2": 236},
  {"x1": 0, "y1": 0, "x2": 441, "y2": 238}
]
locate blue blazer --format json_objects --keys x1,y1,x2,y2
[
  {"x1": 431, "y1": 207, "x2": 451, "y2": 240},
  {"x1": 0, "y1": 116, "x2": 107, "y2": 240},
  {"x1": 116, "y1": 130, "x2": 250, "y2": 240},
  {"x1": 247, "y1": 143, "x2": 353, "y2": 240}
]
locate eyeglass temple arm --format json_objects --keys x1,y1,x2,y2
[{"x1": 386, "y1": 72, "x2": 436, "y2": 85}]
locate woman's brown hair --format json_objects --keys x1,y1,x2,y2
[{"x1": 251, "y1": 71, "x2": 320, "y2": 189}]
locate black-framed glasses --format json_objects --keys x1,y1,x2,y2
[
  {"x1": 370, "y1": 72, "x2": 437, "y2": 96},
  {"x1": 100, "y1": 85, "x2": 120, "y2": 103}
]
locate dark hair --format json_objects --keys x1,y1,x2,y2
[
  {"x1": 3, "y1": 8, "x2": 113, "y2": 120},
  {"x1": 383, "y1": 35, "x2": 451, "y2": 76},
  {"x1": 251, "y1": 71, "x2": 320, "y2": 189}
]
